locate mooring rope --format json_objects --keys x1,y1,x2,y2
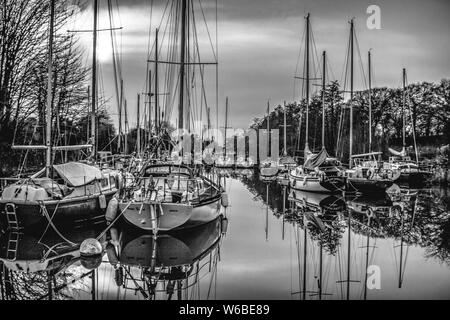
[
  {"x1": 96, "y1": 201, "x2": 132, "y2": 241},
  {"x1": 39, "y1": 202, "x2": 77, "y2": 246}
]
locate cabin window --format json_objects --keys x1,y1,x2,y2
[
  {"x1": 101, "y1": 178, "x2": 109, "y2": 188},
  {"x1": 109, "y1": 176, "x2": 116, "y2": 188}
]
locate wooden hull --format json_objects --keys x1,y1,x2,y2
[
  {"x1": 347, "y1": 178, "x2": 394, "y2": 194},
  {"x1": 289, "y1": 171, "x2": 346, "y2": 194},
  {"x1": 0, "y1": 191, "x2": 116, "y2": 231}
]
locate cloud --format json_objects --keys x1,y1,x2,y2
[{"x1": 73, "y1": 0, "x2": 450, "y2": 129}]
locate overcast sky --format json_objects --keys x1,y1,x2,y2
[{"x1": 71, "y1": 0, "x2": 450, "y2": 130}]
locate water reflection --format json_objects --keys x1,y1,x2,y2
[
  {"x1": 104, "y1": 217, "x2": 225, "y2": 300},
  {"x1": 1, "y1": 170, "x2": 449, "y2": 300},
  {"x1": 0, "y1": 225, "x2": 105, "y2": 300}
]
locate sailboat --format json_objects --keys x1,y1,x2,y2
[
  {"x1": 216, "y1": 98, "x2": 235, "y2": 169},
  {"x1": 383, "y1": 69, "x2": 431, "y2": 187},
  {"x1": 116, "y1": 0, "x2": 224, "y2": 232},
  {"x1": 345, "y1": 48, "x2": 396, "y2": 194},
  {"x1": 277, "y1": 102, "x2": 297, "y2": 186},
  {"x1": 260, "y1": 101, "x2": 280, "y2": 180},
  {"x1": 0, "y1": 0, "x2": 118, "y2": 230},
  {"x1": 289, "y1": 15, "x2": 346, "y2": 193}
]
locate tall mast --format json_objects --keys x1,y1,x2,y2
[
  {"x1": 224, "y1": 97, "x2": 228, "y2": 158},
  {"x1": 178, "y1": 0, "x2": 188, "y2": 130},
  {"x1": 321, "y1": 51, "x2": 326, "y2": 149},
  {"x1": 108, "y1": 0, "x2": 121, "y2": 154},
  {"x1": 118, "y1": 79, "x2": 123, "y2": 153},
  {"x1": 137, "y1": 94, "x2": 141, "y2": 157},
  {"x1": 267, "y1": 100, "x2": 270, "y2": 158},
  {"x1": 155, "y1": 28, "x2": 159, "y2": 134},
  {"x1": 148, "y1": 69, "x2": 152, "y2": 138},
  {"x1": 349, "y1": 19, "x2": 354, "y2": 168},
  {"x1": 46, "y1": 0, "x2": 55, "y2": 176},
  {"x1": 91, "y1": 0, "x2": 98, "y2": 159},
  {"x1": 402, "y1": 68, "x2": 406, "y2": 151},
  {"x1": 304, "y1": 13, "x2": 310, "y2": 155},
  {"x1": 124, "y1": 99, "x2": 128, "y2": 154},
  {"x1": 368, "y1": 50, "x2": 372, "y2": 153},
  {"x1": 283, "y1": 101, "x2": 287, "y2": 156}
]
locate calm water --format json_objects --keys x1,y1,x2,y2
[{"x1": 1, "y1": 170, "x2": 450, "y2": 300}]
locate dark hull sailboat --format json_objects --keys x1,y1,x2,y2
[
  {"x1": 0, "y1": 163, "x2": 117, "y2": 230},
  {"x1": 394, "y1": 170, "x2": 431, "y2": 187},
  {"x1": 347, "y1": 178, "x2": 393, "y2": 194}
]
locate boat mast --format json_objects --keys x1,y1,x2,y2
[
  {"x1": 402, "y1": 68, "x2": 406, "y2": 153},
  {"x1": 283, "y1": 101, "x2": 287, "y2": 156},
  {"x1": 155, "y1": 28, "x2": 159, "y2": 134},
  {"x1": 267, "y1": 100, "x2": 270, "y2": 159},
  {"x1": 349, "y1": 19, "x2": 354, "y2": 169},
  {"x1": 321, "y1": 51, "x2": 326, "y2": 149},
  {"x1": 148, "y1": 69, "x2": 152, "y2": 139},
  {"x1": 368, "y1": 50, "x2": 372, "y2": 153},
  {"x1": 45, "y1": 0, "x2": 55, "y2": 177},
  {"x1": 304, "y1": 13, "x2": 311, "y2": 156},
  {"x1": 124, "y1": 99, "x2": 128, "y2": 154},
  {"x1": 224, "y1": 97, "x2": 228, "y2": 159},
  {"x1": 137, "y1": 94, "x2": 141, "y2": 157},
  {"x1": 265, "y1": 184, "x2": 269, "y2": 241},
  {"x1": 108, "y1": 0, "x2": 121, "y2": 155},
  {"x1": 118, "y1": 80, "x2": 123, "y2": 153},
  {"x1": 91, "y1": 0, "x2": 98, "y2": 159},
  {"x1": 178, "y1": 0, "x2": 188, "y2": 130}
]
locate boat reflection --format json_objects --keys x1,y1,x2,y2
[
  {"x1": 275, "y1": 185, "x2": 450, "y2": 299},
  {"x1": 0, "y1": 225, "x2": 105, "y2": 300},
  {"x1": 104, "y1": 215, "x2": 226, "y2": 300}
]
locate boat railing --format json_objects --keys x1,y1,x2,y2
[
  {"x1": 0, "y1": 173, "x2": 117, "y2": 199},
  {"x1": 119, "y1": 175, "x2": 219, "y2": 202}
]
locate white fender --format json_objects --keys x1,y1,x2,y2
[
  {"x1": 105, "y1": 197, "x2": 119, "y2": 224},
  {"x1": 99, "y1": 194, "x2": 107, "y2": 209},
  {"x1": 221, "y1": 192, "x2": 229, "y2": 207}
]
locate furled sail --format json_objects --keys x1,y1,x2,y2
[{"x1": 388, "y1": 147, "x2": 407, "y2": 157}]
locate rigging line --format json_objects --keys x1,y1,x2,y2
[
  {"x1": 107, "y1": 0, "x2": 122, "y2": 128},
  {"x1": 163, "y1": 0, "x2": 179, "y2": 123},
  {"x1": 293, "y1": 26, "x2": 306, "y2": 101},
  {"x1": 145, "y1": 0, "x2": 154, "y2": 82},
  {"x1": 198, "y1": 0, "x2": 217, "y2": 60},
  {"x1": 147, "y1": 0, "x2": 171, "y2": 61},
  {"x1": 215, "y1": 0, "x2": 219, "y2": 133},
  {"x1": 310, "y1": 26, "x2": 323, "y2": 95},
  {"x1": 341, "y1": 24, "x2": 352, "y2": 100},
  {"x1": 326, "y1": 54, "x2": 337, "y2": 83},
  {"x1": 354, "y1": 30, "x2": 368, "y2": 90},
  {"x1": 191, "y1": 2, "x2": 209, "y2": 129}
]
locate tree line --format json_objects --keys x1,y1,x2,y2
[
  {"x1": 251, "y1": 79, "x2": 450, "y2": 163},
  {"x1": 0, "y1": 0, "x2": 116, "y2": 176}
]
